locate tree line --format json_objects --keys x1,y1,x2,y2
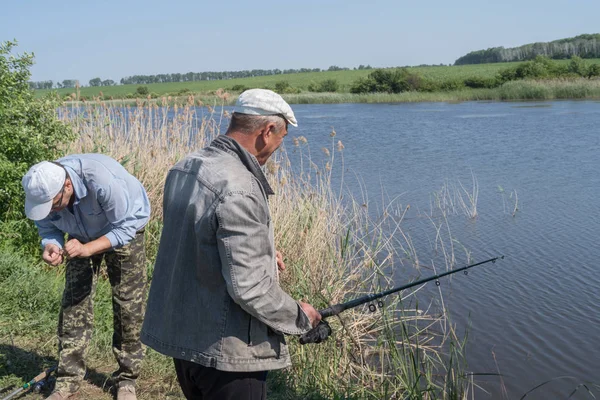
[
  {"x1": 28, "y1": 79, "x2": 79, "y2": 89},
  {"x1": 454, "y1": 34, "x2": 600, "y2": 65},
  {"x1": 29, "y1": 65, "x2": 374, "y2": 89}
]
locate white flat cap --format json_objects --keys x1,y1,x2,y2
[{"x1": 233, "y1": 89, "x2": 298, "y2": 127}]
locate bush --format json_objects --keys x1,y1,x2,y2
[
  {"x1": 307, "y1": 79, "x2": 339, "y2": 92},
  {"x1": 438, "y1": 78, "x2": 466, "y2": 91},
  {"x1": 497, "y1": 56, "x2": 570, "y2": 84},
  {"x1": 229, "y1": 84, "x2": 248, "y2": 92},
  {"x1": 588, "y1": 64, "x2": 600, "y2": 78},
  {"x1": 568, "y1": 56, "x2": 587, "y2": 76},
  {"x1": 136, "y1": 85, "x2": 149, "y2": 96},
  {"x1": 464, "y1": 76, "x2": 499, "y2": 89},
  {"x1": 350, "y1": 68, "x2": 424, "y2": 93},
  {"x1": 274, "y1": 81, "x2": 300, "y2": 94},
  {"x1": 0, "y1": 40, "x2": 75, "y2": 221}
]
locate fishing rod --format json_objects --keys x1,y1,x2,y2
[
  {"x1": 1, "y1": 366, "x2": 56, "y2": 400},
  {"x1": 300, "y1": 256, "x2": 504, "y2": 344}
]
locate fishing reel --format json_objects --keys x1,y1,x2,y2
[
  {"x1": 32, "y1": 376, "x2": 56, "y2": 394},
  {"x1": 299, "y1": 320, "x2": 332, "y2": 345}
]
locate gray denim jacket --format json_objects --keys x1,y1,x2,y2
[{"x1": 141, "y1": 135, "x2": 312, "y2": 372}]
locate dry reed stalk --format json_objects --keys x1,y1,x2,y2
[{"x1": 57, "y1": 101, "x2": 472, "y2": 399}]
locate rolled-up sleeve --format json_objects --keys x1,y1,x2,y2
[
  {"x1": 97, "y1": 179, "x2": 138, "y2": 248},
  {"x1": 216, "y1": 191, "x2": 311, "y2": 335},
  {"x1": 36, "y1": 219, "x2": 65, "y2": 250}
]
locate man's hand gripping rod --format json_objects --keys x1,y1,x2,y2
[{"x1": 300, "y1": 256, "x2": 504, "y2": 345}]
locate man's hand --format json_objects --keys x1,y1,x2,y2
[
  {"x1": 42, "y1": 244, "x2": 63, "y2": 266},
  {"x1": 276, "y1": 250, "x2": 286, "y2": 271},
  {"x1": 64, "y1": 239, "x2": 92, "y2": 258},
  {"x1": 299, "y1": 301, "x2": 322, "y2": 328}
]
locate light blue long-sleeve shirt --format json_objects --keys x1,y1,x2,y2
[{"x1": 36, "y1": 153, "x2": 150, "y2": 250}]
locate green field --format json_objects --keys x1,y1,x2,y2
[{"x1": 35, "y1": 59, "x2": 600, "y2": 101}]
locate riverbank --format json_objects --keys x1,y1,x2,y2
[
  {"x1": 61, "y1": 78, "x2": 600, "y2": 107},
  {"x1": 1, "y1": 103, "x2": 474, "y2": 399}
]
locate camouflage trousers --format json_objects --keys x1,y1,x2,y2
[{"x1": 55, "y1": 231, "x2": 147, "y2": 393}]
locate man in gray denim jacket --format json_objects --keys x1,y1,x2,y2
[{"x1": 141, "y1": 89, "x2": 321, "y2": 399}]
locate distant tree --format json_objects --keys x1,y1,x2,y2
[
  {"x1": 101, "y1": 79, "x2": 115, "y2": 86},
  {"x1": 61, "y1": 79, "x2": 77, "y2": 88},
  {"x1": 89, "y1": 77, "x2": 102, "y2": 87},
  {"x1": 136, "y1": 85, "x2": 149, "y2": 96},
  {"x1": 27, "y1": 80, "x2": 53, "y2": 90},
  {"x1": 455, "y1": 33, "x2": 600, "y2": 65}
]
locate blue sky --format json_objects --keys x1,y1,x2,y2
[{"x1": 1, "y1": 0, "x2": 598, "y2": 84}]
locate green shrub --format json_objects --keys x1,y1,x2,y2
[
  {"x1": 0, "y1": 40, "x2": 75, "y2": 221},
  {"x1": 464, "y1": 76, "x2": 499, "y2": 88},
  {"x1": 229, "y1": 84, "x2": 248, "y2": 92},
  {"x1": 308, "y1": 79, "x2": 339, "y2": 92},
  {"x1": 568, "y1": 56, "x2": 587, "y2": 76},
  {"x1": 588, "y1": 63, "x2": 600, "y2": 78},
  {"x1": 497, "y1": 56, "x2": 572, "y2": 84},
  {"x1": 274, "y1": 81, "x2": 300, "y2": 94},
  {"x1": 350, "y1": 68, "x2": 424, "y2": 93},
  {"x1": 438, "y1": 78, "x2": 466, "y2": 91},
  {"x1": 136, "y1": 85, "x2": 149, "y2": 96}
]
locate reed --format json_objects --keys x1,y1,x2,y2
[{"x1": 1, "y1": 99, "x2": 478, "y2": 399}]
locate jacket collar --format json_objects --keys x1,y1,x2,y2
[{"x1": 210, "y1": 135, "x2": 275, "y2": 196}]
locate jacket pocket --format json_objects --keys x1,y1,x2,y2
[{"x1": 248, "y1": 316, "x2": 281, "y2": 359}]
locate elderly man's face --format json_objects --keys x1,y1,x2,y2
[{"x1": 257, "y1": 119, "x2": 288, "y2": 165}]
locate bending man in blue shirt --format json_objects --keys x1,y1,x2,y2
[{"x1": 22, "y1": 153, "x2": 151, "y2": 400}]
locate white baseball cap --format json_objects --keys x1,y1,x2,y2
[
  {"x1": 22, "y1": 161, "x2": 66, "y2": 220},
  {"x1": 233, "y1": 89, "x2": 298, "y2": 127}
]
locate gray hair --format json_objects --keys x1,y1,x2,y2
[{"x1": 226, "y1": 112, "x2": 287, "y2": 135}]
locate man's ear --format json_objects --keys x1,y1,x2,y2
[{"x1": 262, "y1": 122, "x2": 277, "y2": 141}]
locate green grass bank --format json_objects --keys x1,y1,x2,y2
[{"x1": 36, "y1": 59, "x2": 600, "y2": 104}]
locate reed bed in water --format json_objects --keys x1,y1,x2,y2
[{"x1": 0, "y1": 98, "x2": 479, "y2": 399}]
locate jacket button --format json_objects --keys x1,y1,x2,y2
[{"x1": 181, "y1": 352, "x2": 185, "y2": 356}]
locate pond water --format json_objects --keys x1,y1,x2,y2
[{"x1": 282, "y1": 100, "x2": 600, "y2": 399}]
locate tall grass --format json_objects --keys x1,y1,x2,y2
[
  {"x1": 498, "y1": 78, "x2": 600, "y2": 100},
  {"x1": 1, "y1": 98, "x2": 482, "y2": 399}
]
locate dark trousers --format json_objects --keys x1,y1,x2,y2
[{"x1": 173, "y1": 358, "x2": 268, "y2": 400}]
